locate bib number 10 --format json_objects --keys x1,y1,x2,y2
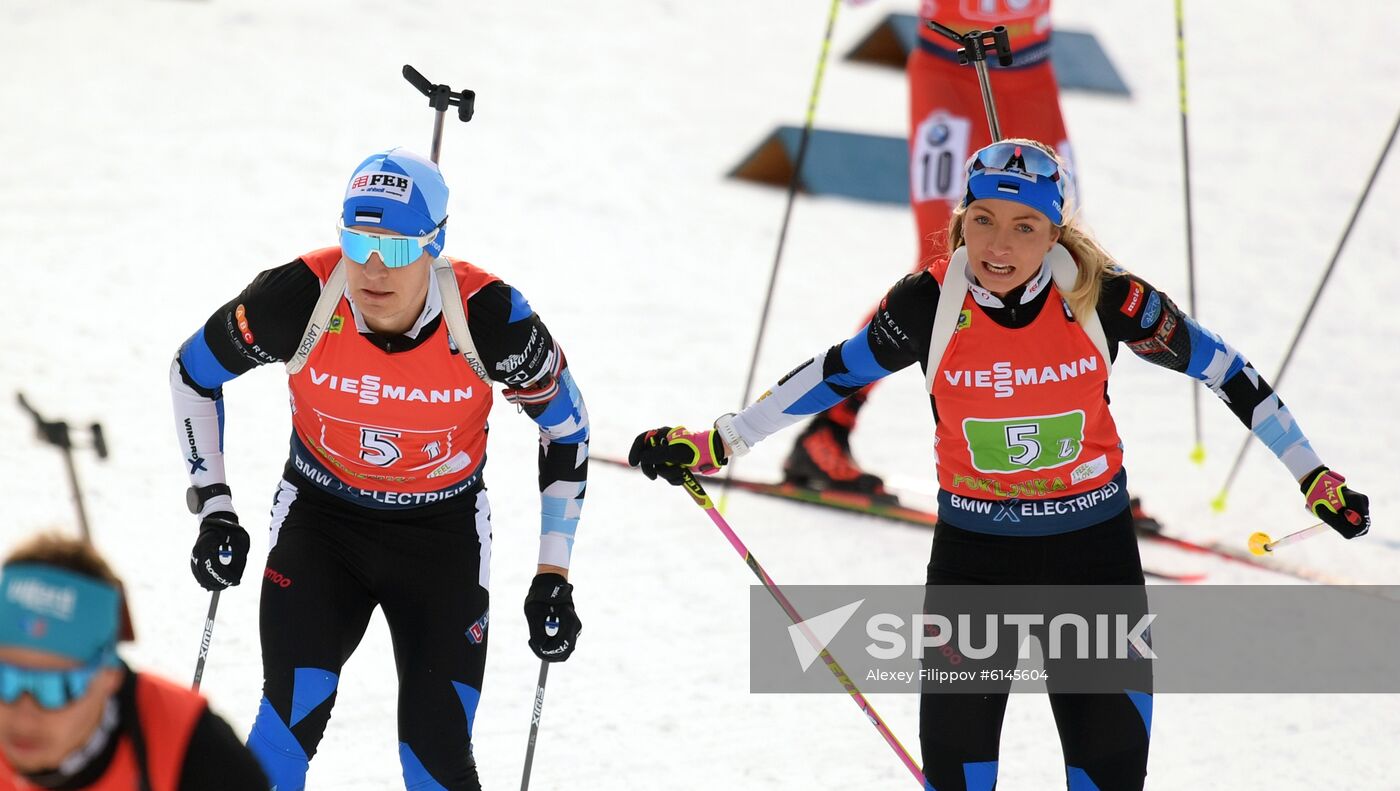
[
  {"x1": 963, "y1": 411, "x2": 1085, "y2": 473},
  {"x1": 911, "y1": 111, "x2": 972, "y2": 202}
]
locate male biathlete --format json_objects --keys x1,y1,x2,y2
[{"x1": 170, "y1": 148, "x2": 589, "y2": 789}]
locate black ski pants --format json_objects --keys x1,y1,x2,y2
[
  {"x1": 920, "y1": 506, "x2": 1152, "y2": 791},
  {"x1": 245, "y1": 472, "x2": 492, "y2": 790}
]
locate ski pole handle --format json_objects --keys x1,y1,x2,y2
[{"x1": 1247, "y1": 522, "x2": 1329, "y2": 556}]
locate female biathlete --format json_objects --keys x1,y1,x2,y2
[
  {"x1": 783, "y1": 0, "x2": 1071, "y2": 496},
  {"x1": 629, "y1": 140, "x2": 1370, "y2": 790},
  {"x1": 170, "y1": 148, "x2": 589, "y2": 790}
]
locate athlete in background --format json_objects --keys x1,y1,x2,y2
[
  {"x1": 1, "y1": 533, "x2": 265, "y2": 790},
  {"x1": 170, "y1": 149, "x2": 588, "y2": 790},
  {"x1": 784, "y1": 0, "x2": 1069, "y2": 496}
]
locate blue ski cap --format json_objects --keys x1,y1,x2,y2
[
  {"x1": 0, "y1": 564, "x2": 120, "y2": 665},
  {"x1": 342, "y1": 148, "x2": 449, "y2": 257},
  {"x1": 962, "y1": 141, "x2": 1070, "y2": 225}
]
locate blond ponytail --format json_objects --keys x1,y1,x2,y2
[{"x1": 1057, "y1": 221, "x2": 1120, "y2": 322}]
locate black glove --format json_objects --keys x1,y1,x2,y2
[
  {"x1": 628, "y1": 425, "x2": 727, "y2": 486},
  {"x1": 524, "y1": 573, "x2": 581, "y2": 662},
  {"x1": 1300, "y1": 466, "x2": 1370, "y2": 539},
  {"x1": 190, "y1": 512, "x2": 250, "y2": 591}
]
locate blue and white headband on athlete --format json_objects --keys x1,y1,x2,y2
[
  {"x1": 337, "y1": 220, "x2": 444, "y2": 268},
  {"x1": 962, "y1": 141, "x2": 1069, "y2": 225}
]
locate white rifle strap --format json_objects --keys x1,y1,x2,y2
[
  {"x1": 432, "y1": 258, "x2": 494, "y2": 386},
  {"x1": 1046, "y1": 243, "x2": 1112, "y2": 368},
  {"x1": 923, "y1": 247, "x2": 972, "y2": 394},
  {"x1": 285, "y1": 259, "x2": 349, "y2": 375},
  {"x1": 922, "y1": 244, "x2": 1112, "y2": 395}
]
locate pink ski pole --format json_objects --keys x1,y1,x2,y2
[{"x1": 677, "y1": 471, "x2": 925, "y2": 786}]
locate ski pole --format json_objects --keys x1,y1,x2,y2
[
  {"x1": 1211, "y1": 108, "x2": 1399, "y2": 512},
  {"x1": 402, "y1": 65, "x2": 476, "y2": 165},
  {"x1": 1173, "y1": 0, "x2": 1205, "y2": 464},
  {"x1": 677, "y1": 470, "x2": 925, "y2": 786},
  {"x1": 724, "y1": 0, "x2": 842, "y2": 510},
  {"x1": 191, "y1": 590, "x2": 220, "y2": 691},
  {"x1": 1247, "y1": 522, "x2": 1329, "y2": 556},
  {"x1": 925, "y1": 20, "x2": 1014, "y2": 141},
  {"x1": 519, "y1": 660, "x2": 550, "y2": 791}
]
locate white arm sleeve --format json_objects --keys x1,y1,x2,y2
[
  {"x1": 169, "y1": 358, "x2": 236, "y2": 518},
  {"x1": 726, "y1": 352, "x2": 833, "y2": 449}
]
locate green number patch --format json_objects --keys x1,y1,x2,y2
[{"x1": 961, "y1": 411, "x2": 1086, "y2": 473}]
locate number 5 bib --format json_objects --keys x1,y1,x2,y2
[
  {"x1": 930, "y1": 264, "x2": 1123, "y2": 501},
  {"x1": 287, "y1": 247, "x2": 498, "y2": 495}
]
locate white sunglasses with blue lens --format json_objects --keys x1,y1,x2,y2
[{"x1": 337, "y1": 221, "x2": 442, "y2": 268}]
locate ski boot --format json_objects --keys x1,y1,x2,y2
[
  {"x1": 1130, "y1": 496, "x2": 1164, "y2": 535},
  {"x1": 783, "y1": 412, "x2": 897, "y2": 505}
]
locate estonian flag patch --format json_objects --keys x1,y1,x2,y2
[
  {"x1": 996, "y1": 181, "x2": 1021, "y2": 194},
  {"x1": 354, "y1": 207, "x2": 383, "y2": 224}
]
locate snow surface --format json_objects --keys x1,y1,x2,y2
[{"x1": 2, "y1": 0, "x2": 1399, "y2": 787}]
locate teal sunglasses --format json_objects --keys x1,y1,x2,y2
[{"x1": 337, "y1": 221, "x2": 442, "y2": 268}]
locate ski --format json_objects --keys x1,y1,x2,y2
[
  {"x1": 1140, "y1": 568, "x2": 1208, "y2": 584},
  {"x1": 597, "y1": 457, "x2": 1206, "y2": 583},
  {"x1": 597, "y1": 456, "x2": 940, "y2": 522}
]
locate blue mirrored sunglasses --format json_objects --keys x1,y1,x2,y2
[
  {"x1": 337, "y1": 221, "x2": 442, "y2": 268},
  {"x1": 0, "y1": 656, "x2": 107, "y2": 710},
  {"x1": 968, "y1": 141, "x2": 1063, "y2": 183}
]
